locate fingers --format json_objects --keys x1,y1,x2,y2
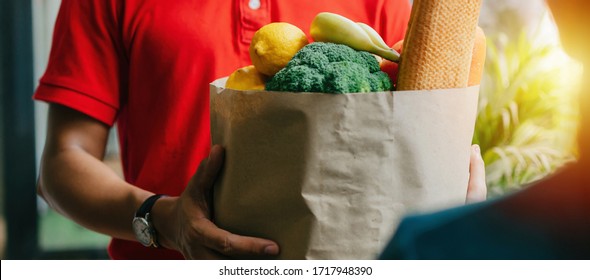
[
  {"x1": 203, "y1": 145, "x2": 225, "y2": 185},
  {"x1": 198, "y1": 145, "x2": 225, "y2": 190},
  {"x1": 466, "y1": 144, "x2": 487, "y2": 203},
  {"x1": 196, "y1": 218, "x2": 280, "y2": 258},
  {"x1": 188, "y1": 145, "x2": 225, "y2": 200},
  {"x1": 178, "y1": 145, "x2": 280, "y2": 258}
]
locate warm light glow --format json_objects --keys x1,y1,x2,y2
[
  {"x1": 535, "y1": 9, "x2": 584, "y2": 81},
  {"x1": 474, "y1": 3, "x2": 584, "y2": 193}
]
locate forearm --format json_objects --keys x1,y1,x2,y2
[
  {"x1": 38, "y1": 105, "x2": 279, "y2": 258},
  {"x1": 39, "y1": 145, "x2": 152, "y2": 242}
]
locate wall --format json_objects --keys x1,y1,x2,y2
[
  {"x1": 0, "y1": 38, "x2": 5, "y2": 259},
  {"x1": 32, "y1": 0, "x2": 60, "y2": 176}
]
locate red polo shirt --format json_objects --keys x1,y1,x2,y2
[{"x1": 34, "y1": 0, "x2": 411, "y2": 259}]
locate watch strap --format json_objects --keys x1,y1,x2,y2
[{"x1": 136, "y1": 194, "x2": 166, "y2": 218}]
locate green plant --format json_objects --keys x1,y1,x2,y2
[{"x1": 473, "y1": 31, "x2": 582, "y2": 196}]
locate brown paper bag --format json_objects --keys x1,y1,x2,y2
[{"x1": 210, "y1": 77, "x2": 479, "y2": 259}]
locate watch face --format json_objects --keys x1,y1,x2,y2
[{"x1": 132, "y1": 217, "x2": 153, "y2": 247}]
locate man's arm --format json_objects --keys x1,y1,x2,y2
[
  {"x1": 38, "y1": 104, "x2": 279, "y2": 258},
  {"x1": 38, "y1": 104, "x2": 148, "y2": 241}
]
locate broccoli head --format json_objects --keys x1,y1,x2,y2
[{"x1": 265, "y1": 42, "x2": 393, "y2": 94}]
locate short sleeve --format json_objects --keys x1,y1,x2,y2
[{"x1": 34, "y1": 0, "x2": 125, "y2": 126}]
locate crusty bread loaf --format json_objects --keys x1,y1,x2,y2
[{"x1": 397, "y1": 0, "x2": 483, "y2": 90}]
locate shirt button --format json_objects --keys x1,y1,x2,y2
[{"x1": 249, "y1": 0, "x2": 261, "y2": 10}]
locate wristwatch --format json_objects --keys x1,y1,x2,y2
[{"x1": 132, "y1": 194, "x2": 166, "y2": 248}]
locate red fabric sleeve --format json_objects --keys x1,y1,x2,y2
[{"x1": 33, "y1": 0, "x2": 125, "y2": 126}]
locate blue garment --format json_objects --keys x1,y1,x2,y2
[{"x1": 380, "y1": 199, "x2": 570, "y2": 260}]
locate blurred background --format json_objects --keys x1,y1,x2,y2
[{"x1": 0, "y1": 0, "x2": 583, "y2": 259}]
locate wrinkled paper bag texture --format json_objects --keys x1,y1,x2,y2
[{"x1": 210, "y1": 78, "x2": 479, "y2": 259}]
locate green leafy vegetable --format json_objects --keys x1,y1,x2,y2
[{"x1": 266, "y1": 42, "x2": 392, "y2": 93}]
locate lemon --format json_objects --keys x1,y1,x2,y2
[
  {"x1": 249, "y1": 22, "x2": 309, "y2": 76},
  {"x1": 225, "y1": 65, "x2": 268, "y2": 90}
]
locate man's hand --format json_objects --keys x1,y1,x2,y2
[
  {"x1": 153, "y1": 145, "x2": 280, "y2": 259},
  {"x1": 153, "y1": 143, "x2": 485, "y2": 259},
  {"x1": 466, "y1": 144, "x2": 487, "y2": 203}
]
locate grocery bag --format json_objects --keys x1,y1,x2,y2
[{"x1": 210, "y1": 77, "x2": 479, "y2": 259}]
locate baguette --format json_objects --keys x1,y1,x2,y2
[{"x1": 397, "y1": 0, "x2": 483, "y2": 90}]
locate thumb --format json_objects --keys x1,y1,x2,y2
[{"x1": 466, "y1": 144, "x2": 487, "y2": 203}]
